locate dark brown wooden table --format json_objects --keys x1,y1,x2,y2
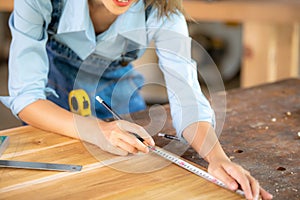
[
  {"x1": 130, "y1": 78, "x2": 300, "y2": 200},
  {"x1": 221, "y1": 78, "x2": 299, "y2": 200}
]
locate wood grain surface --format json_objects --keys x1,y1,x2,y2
[{"x1": 0, "y1": 127, "x2": 241, "y2": 199}]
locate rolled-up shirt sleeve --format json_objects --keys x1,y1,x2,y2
[
  {"x1": 151, "y1": 12, "x2": 215, "y2": 138},
  {"x1": 0, "y1": 0, "x2": 54, "y2": 117}
]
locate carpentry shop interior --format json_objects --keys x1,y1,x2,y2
[{"x1": 0, "y1": 1, "x2": 299, "y2": 200}]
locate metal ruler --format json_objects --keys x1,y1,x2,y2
[
  {"x1": 0, "y1": 160, "x2": 82, "y2": 172},
  {"x1": 149, "y1": 145, "x2": 245, "y2": 197},
  {"x1": 0, "y1": 135, "x2": 82, "y2": 172}
]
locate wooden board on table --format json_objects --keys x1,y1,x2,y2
[
  {"x1": 0, "y1": 154, "x2": 241, "y2": 200},
  {"x1": 0, "y1": 126, "x2": 242, "y2": 199}
]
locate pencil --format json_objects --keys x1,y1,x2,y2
[
  {"x1": 95, "y1": 96, "x2": 122, "y2": 120},
  {"x1": 95, "y1": 96, "x2": 145, "y2": 142}
]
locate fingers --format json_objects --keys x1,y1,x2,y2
[
  {"x1": 117, "y1": 120, "x2": 155, "y2": 146},
  {"x1": 112, "y1": 137, "x2": 139, "y2": 154},
  {"x1": 101, "y1": 120, "x2": 155, "y2": 154},
  {"x1": 222, "y1": 163, "x2": 254, "y2": 199},
  {"x1": 221, "y1": 162, "x2": 273, "y2": 200},
  {"x1": 248, "y1": 174, "x2": 260, "y2": 200},
  {"x1": 208, "y1": 164, "x2": 239, "y2": 191},
  {"x1": 260, "y1": 187, "x2": 273, "y2": 200},
  {"x1": 247, "y1": 176, "x2": 273, "y2": 200},
  {"x1": 111, "y1": 130, "x2": 149, "y2": 154}
]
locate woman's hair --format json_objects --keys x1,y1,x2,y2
[{"x1": 144, "y1": 0, "x2": 184, "y2": 17}]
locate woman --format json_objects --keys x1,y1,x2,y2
[{"x1": 1, "y1": 0, "x2": 272, "y2": 199}]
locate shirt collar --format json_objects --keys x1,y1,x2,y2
[
  {"x1": 57, "y1": 0, "x2": 96, "y2": 43},
  {"x1": 55, "y1": 0, "x2": 147, "y2": 60},
  {"x1": 57, "y1": 0, "x2": 147, "y2": 45},
  {"x1": 118, "y1": 0, "x2": 147, "y2": 47}
]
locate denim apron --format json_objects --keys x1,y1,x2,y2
[{"x1": 46, "y1": 0, "x2": 148, "y2": 119}]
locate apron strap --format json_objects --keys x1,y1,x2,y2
[{"x1": 47, "y1": 0, "x2": 64, "y2": 35}]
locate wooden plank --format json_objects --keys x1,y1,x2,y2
[
  {"x1": 0, "y1": 0, "x2": 13, "y2": 12},
  {"x1": 277, "y1": 23, "x2": 300, "y2": 79},
  {"x1": 0, "y1": 126, "x2": 77, "y2": 157},
  {"x1": 183, "y1": 1, "x2": 300, "y2": 23},
  {"x1": 0, "y1": 142, "x2": 95, "y2": 190},
  {"x1": 241, "y1": 22, "x2": 300, "y2": 87},
  {"x1": 0, "y1": 126, "x2": 128, "y2": 191},
  {"x1": 0, "y1": 160, "x2": 241, "y2": 200},
  {"x1": 0, "y1": 126, "x2": 242, "y2": 199},
  {"x1": 182, "y1": 1, "x2": 300, "y2": 87}
]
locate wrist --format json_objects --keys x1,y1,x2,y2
[
  {"x1": 72, "y1": 115, "x2": 104, "y2": 146},
  {"x1": 204, "y1": 142, "x2": 230, "y2": 164}
]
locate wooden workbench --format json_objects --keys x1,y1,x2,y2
[
  {"x1": 0, "y1": 127, "x2": 240, "y2": 198},
  {"x1": 0, "y1": 78, "x2": 299, "y2": 199},
  {"x1": 133, "y1": 78, "x2": 300, "y2": 200}
]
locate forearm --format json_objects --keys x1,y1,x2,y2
[
  {"x1": 182, "y1": 121, "x2": 230, "y2": 163},
  {"x1": 18, "y1": 99, "x2": 100, "y2": 145},
  {"x1": 18, "y1": 99, "x2": 155, "y2": 155}
]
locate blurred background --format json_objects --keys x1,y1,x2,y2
[
  {"x1": 1, "y1": 0, "x2": 300, "y2": 130},
  {"x1": 0, "y1": 12, "x2": 21, "y2": 130}
]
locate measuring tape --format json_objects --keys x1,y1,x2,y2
[
  {"x1": 96, "y1": 95, "x2": 245, "y2": 197},
  {"x1": 68, "y1": 89, "x2": 91, "y2": 117},
  {"x1": 149, "y1": 145, "x2": 245, "y2": 197}
]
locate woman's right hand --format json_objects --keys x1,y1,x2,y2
[
  {"x1": 18, "y1": 100, "x2": 154, "y2": 156},
  {"x1": 96, "y1": 119, "x2": 155, "y2": 156}
]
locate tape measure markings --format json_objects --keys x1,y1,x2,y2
[
  {"x1": 149, "y1": 146, "x2": 245, "y2": 197},
  {"x1": 95, "y1": 95, "x2": 245, "y2": 197}
]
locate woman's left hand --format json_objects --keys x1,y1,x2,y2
[
  {"x1": 182, "y1": 122, "x2": 273, "y2": 200},
  {"x1": 208, "y1": 158, "x2": 273, "y2": 200}
]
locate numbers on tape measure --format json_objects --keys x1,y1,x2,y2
[{"x1": 149, "y1": 146, "x2": 245, "y2": 197}]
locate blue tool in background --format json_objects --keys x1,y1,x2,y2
[{"x1": 0, "y1": 136, "x2": 9, "y2": 157}]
